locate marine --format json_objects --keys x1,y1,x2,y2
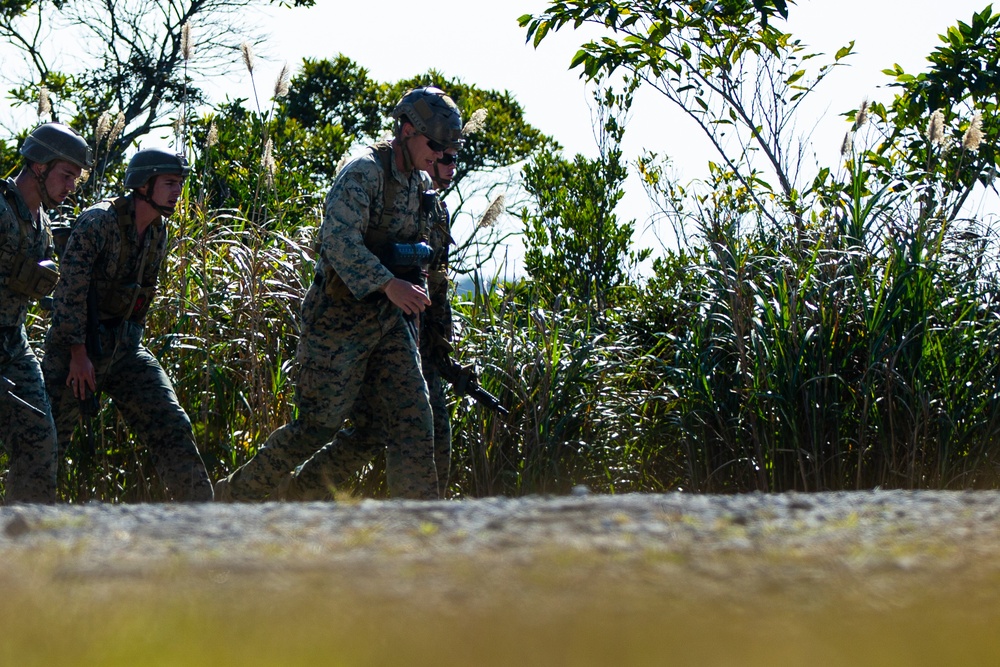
[
  {"x1": 42, "y1": 148, "x2": 214, "y2": 502},
  {"x1": 280, "y1": 140, "x2": 463, "y2": 500},
  {"x1": 215, "y1": 86, "x2": 465, "y2": 501},
  {"x1": 1, "y1": 122, "x2": 91, "y2": 504}
]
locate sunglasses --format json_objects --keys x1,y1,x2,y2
[
  {"x1": 425, "y1": 137, "x2": 447, "y2": 152},
  {"x1": 437, "y1": 153, "x2": 458, "y2": 166}
]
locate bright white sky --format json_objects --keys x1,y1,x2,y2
[{"x1": 2, "y1": 0, "x2": 996, "y2": 269}]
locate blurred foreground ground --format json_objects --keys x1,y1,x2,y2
[{"x1": 2, "y1": 491, "x2": 999, "y2": 666}]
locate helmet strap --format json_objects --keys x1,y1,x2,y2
[
  {"x1": 134, "y1": 177, "x2": 176, "y2": 217},
  {"x1": 34, "y1": 163, "x2": 59, "y2": 210},
  {"x1": 395, "y1": 126, "x2": 417, "y2": 173}
]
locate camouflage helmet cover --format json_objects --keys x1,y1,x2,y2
[
  {"x1": 391, "y1": 86, "x2": 464, "y2": 149},
  {"x1": 20, "y1": 122, "x2": 93, "y2": 169},
  {"x1": 124, "y1": 149, "x2": 191, "y2": 189}
]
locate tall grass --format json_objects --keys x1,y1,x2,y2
[{"x1": 651, "y1": 168, "x2": 1000, "y2": 492}]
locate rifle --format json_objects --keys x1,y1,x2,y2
[
  {"x1": 426, "y1": 329, "x2": 508, "y2": 415},
  {"x1": 437, "y1": 355, "x2": 509, "y2": 415},
  {"x1": 1, "y1": 375, "x2": 45, "y2": 416}
]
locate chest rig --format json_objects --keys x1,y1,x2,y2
[
  {"x1": 322, "y1": 142, "x2": 427, "y2": 299},
  {"x1": 93, "y1": 196, "x2": 163, "y2": 322},
  {"x1": 0, "y1": 179, "x2": 58, "y2": 300}
]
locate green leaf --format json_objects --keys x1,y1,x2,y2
[
  {"x1": 835, "y1": 41, "x2": 855, "y2": 61},
  {"x1": 533, "y1": 21, "x2": 551, "y2": 48},
  {"x1": 570, "y1": 49, "x2": 590, "y2": 70}
]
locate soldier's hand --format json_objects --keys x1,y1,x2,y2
[
  {"x1": 383, "y1": 277, "x2": 431, "y2": 316},
  {"x1": 68, "y1": 344, "x2": 97, "y2": 400}
]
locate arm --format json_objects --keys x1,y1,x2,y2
[{"x1": 48, "y1": 210, "x2": 108, "y2": 398}]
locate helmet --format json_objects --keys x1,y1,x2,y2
[
  {"x1": 391, "y1": 87, "x2": 464, "y2": 149},
  {"x1": 20, "y1": 122, "x2": 93, "y2": 168},
  {"x1": 124, "y1": 149, "x2": 191, "y2": 189}
]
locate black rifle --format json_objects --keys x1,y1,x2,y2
[
  {"x1": 1, "y1": 375, "x2": 45, "y2": 416},
  {"x1": 426, "y1": 329, "x2": 508, "y2": 415},
  {"x1": 437, "y1": 355, "x2": 509, "y2": 415}
]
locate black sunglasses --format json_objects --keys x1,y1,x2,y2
[
  {"x1": 437, "y1": 153, "x2": 458, "y2": 166},
  {"x1": 426, "y1": 137, "x2": 447, "y2": 152}
]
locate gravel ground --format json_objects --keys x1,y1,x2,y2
[{"x1": 3, "y1": 489, "x2": 1000, "y2": 585}]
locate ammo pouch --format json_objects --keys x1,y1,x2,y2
[
  {"x1": 94, "y1": 280, "x2": 155, "y2": 320},
  {"x1": 7, "y1": 254, "x2": 59, "y2": 299}
]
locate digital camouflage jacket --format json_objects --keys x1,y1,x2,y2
[
  {"x1": 45, "y1": 195, "x2": 167, "y2": 350},
  {"x1": 0, "y1": 178, "x2": 53, "y2": 329}
]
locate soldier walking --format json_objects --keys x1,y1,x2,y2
[
  {"x1": 1, "y1": 123, "x2": 91, "y2": 504},
  {"x1": 216, "y1": 87, "x2": 464, "y2": 501},
  {"x1": 42, "y1": 149, "x2": 213, "y2": 502},
  {"x1": 280, "y1": 143, "x2": 462, "y2": 500}
]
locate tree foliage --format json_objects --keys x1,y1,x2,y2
[
  {"x1": 182, "y1": 55, "x2": 556, "y2": 236},
  {"x1": 0, "y1": 0, "x2": 299, "y2": 193},
  {"x1": 848, "y1": 5, "x2": 1000, "y2": 222},
  {"x1": 520, "y1": 0, "x2": 853, "y2": 229},
  {"x1": 521, "y1": 77, "x2": 650, "y2": 312}
]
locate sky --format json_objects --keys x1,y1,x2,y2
[{"x1": 2, "y1": 0, "x2": 996, "y2": 270}]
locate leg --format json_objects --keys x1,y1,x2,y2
[
  {"x1": 3, "y1": 337, "x2": 58, "y2": 504},
  {"x1": 103, "y1": 346, "x2": 213, "y2": 502},
  {"x1": 224, "y1": 355, "x2": 364, "y2": 501},
  {"x1": 424, "y1": 364, "x2": 452, "y2": 497},
  {"x1": 289, "y1": 396, "x2": 385, "y2": 500},
  {"x1": 375, "y1": 320, "x2": 437, "y2": 500}
]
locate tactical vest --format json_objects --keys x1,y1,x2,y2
[
  {"x1": 93, "y1": 196, "x2": 162, "y2": 322},
  {"x1": 0, "y1": 179, "x2": 59, "y2": 300},
  {"x1": 322, "y1": 142, "x2": 426, "y2": 299}
]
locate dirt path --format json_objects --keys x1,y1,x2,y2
[{"x1": 2, "y1": 490, "x2": 1000, "y2": 666}]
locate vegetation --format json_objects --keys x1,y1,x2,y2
[{"x1": 1, "y1": 1, "x2": 999, "y2": 501}]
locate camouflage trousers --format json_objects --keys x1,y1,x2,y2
[
  {"x1": 43, "y1": 321, "x2": 213, "y2": 502},
  {"x1": 287, "y1": 359, "x2": 451, "y2": 500},
  {"x1": 223, "y1": 290, "x2": 436, "y2": 501},
  {"x1": 1, "y1": 326, "x2": 58, "y2": 504}
]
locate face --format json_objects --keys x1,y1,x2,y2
[
  {"x1": 403, "y1": 122, "x2": 444, "y2": 172},
  {"x1": 146, "y1": 174, "x2": 185, "y2": 214},
  {"x1": 435, "y1": 149, "x2": 458, "y2": 184},
  {"x1": 39, "y1": 160, "x2": 83, "y2": 204}
]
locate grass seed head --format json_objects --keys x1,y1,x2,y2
[
  {"x1": 274, "y1": 63, "x2": 290, "y2": 99},
  {"x1": 962, "y1": 112, "x2": 983, "y2": 152},
  {"x1": 241, "y1": 42, "x2": 254, "y2": 74},
  {"x1": 37, "y1": 85, "x2": 51, "y2": 119},
  {"x1": 182, "y1": 22, "x2": 193, "y2": 61},
  {"x1": 927, "y1": 109, "x2": 946, "y2": 146}
]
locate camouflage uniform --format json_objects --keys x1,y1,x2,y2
[
  {"x1": 287, "y1": 191, "x2": 454, "y2": 499},
  {"x1": 0, "y1": 178, "x2": 59, "y2": 503},
  {"x1": 221, "y1": 143, "x2": 438, "y2": 501},
  {"x1": 42, "y1": 196, "x2": 213, "y2": 501}
]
